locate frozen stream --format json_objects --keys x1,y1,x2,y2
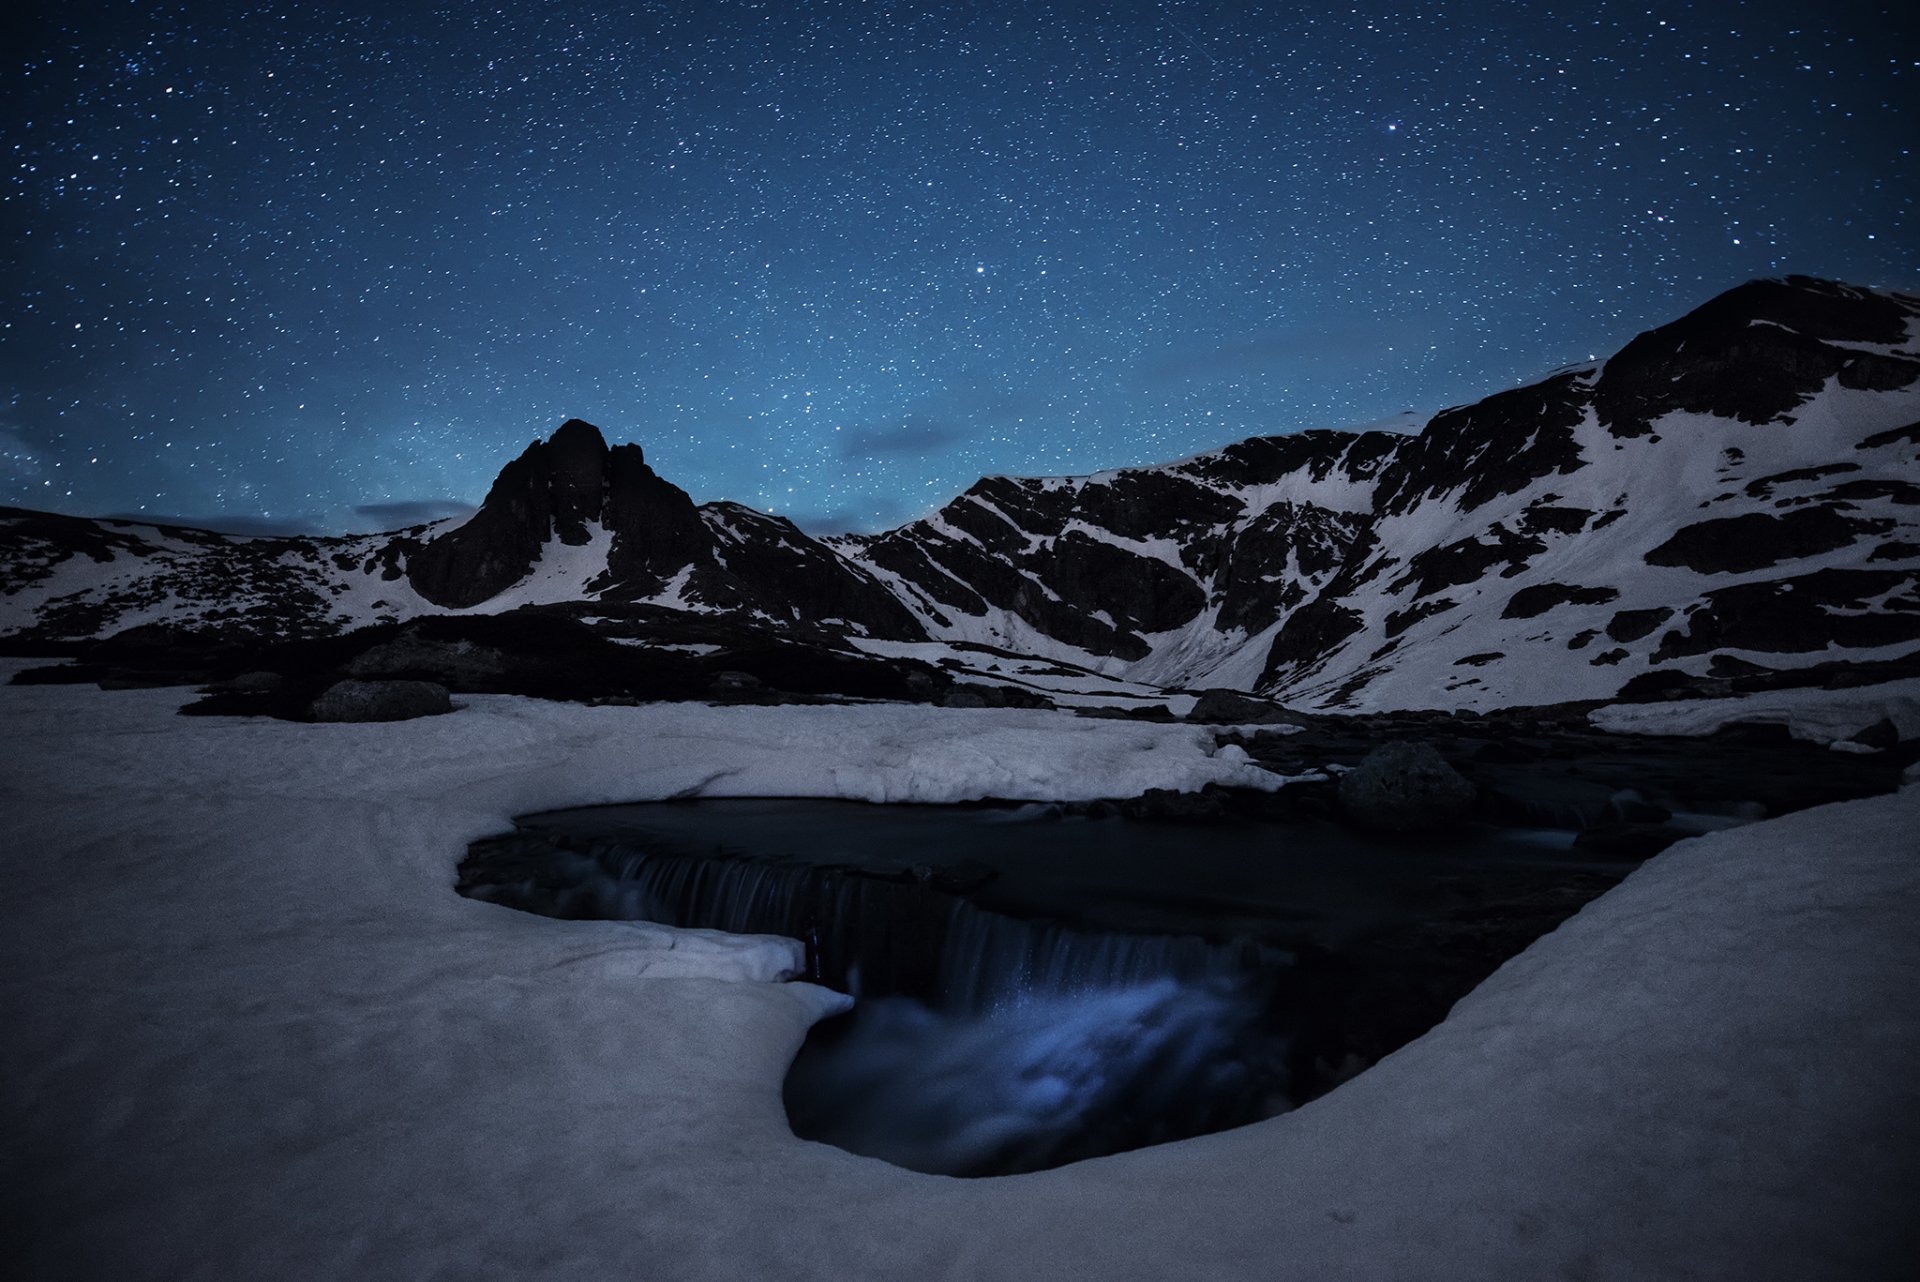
[{"x1": 463, "y1": 798, "x2": 1635, "y2": 1176}]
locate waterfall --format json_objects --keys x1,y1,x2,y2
[
  {"x1": 462, "y1": 800, "x2": 1625, "y2": 1175},
  {"x1": 544, "y1": 838, "x2": 1289, "y2": 1013}
]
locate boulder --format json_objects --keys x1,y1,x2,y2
[
  {"x1": 940, "y1": 684, "x2": 1053, "y2": 710},
  {"x1": 309, "y1": 679, "x2": 452, "y2": 723},
  {"x1": 707, "y1": 670, "x2": 765, "y2": 702},
  {"x1": 346, "y1": 634, "x2": 509, "y2": 687},
  {"x1": 209, "y1": 670, "x2": 284, "y2": 693},
  {"x1": 1336, "y1": 741, "x2": 1477, "y2": 834},
  {"x1": 1848, "y1": 717, "x2": 1901, "y2": 750},
  {"x1": 1187, "y1": 688, "x2": 1306, "y2": 726}
]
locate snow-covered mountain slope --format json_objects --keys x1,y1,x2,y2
[
  {"x1": 4, "y1": 276, "x2": 1916, "y2": 713},
  {"x1": 0, "y1": 421, "x2": 927, "y2": 647},
  {"x1": 834, "y1": 275, "x2": 1920, "y2": 709},
  {"x1": 0, "y1": 506, "x2": 443, "y2": 642}
]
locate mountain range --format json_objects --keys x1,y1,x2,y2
[{"x1": 4, "y1": 275, "x2": 1916, "y2": 713}]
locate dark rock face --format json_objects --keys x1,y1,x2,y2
[
  {"x1": 600, "y1": 446, "x2": 708, "y2": 588},
  {"x1": 1336, "y1": 742, "x2": 1477, "y2": 834},
  {"x1": 1390, "y1": 526, "x2": 1547, "y2": 599},
  {"x1": 1646, "y1": 508, "x2": 1884, "y2": 575},
  {"x1": 1595, "y1": 276, "x2": 1920, "y2": 439},
  {"x1": 1372, "y1": 373, "x2": 1588, "y2": 516},
  {"x1": 1606, "y1": 608, "x2": 1674, "y2": 643},
  {"x1": 308, "y1": 678, "x2": 452, "y2": 722},
  {"x1": 1262, "y1": 599, "x2": 1366, "y2": 685},
  {"x1": 403, "y1": 421, "x2": 923, "y2": 640},
  {"x1": 1502, "y1": 583, "x2": 1620, "y2": 620},
  {"x1": 1652, "y1": 569, "x2": 1920, "y2": 660},
  {"x1": 407, "y1": 421, "x2": 710, "y2": 608},
  {"x1": 684, "y1": 504, "x2": 924, "y2": 638}
]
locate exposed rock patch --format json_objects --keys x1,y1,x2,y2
[
  {"x1": 1502, "y1": 583, "x2": 1620, "y2": 620},
  {"x1": 308, "y1": 679, "x2": 451, "y2": 723},
  {"x1": 1336, "y1": 742, "x2": 1477, "y2": 835},
  {"x1": 1645, "y1": 507, "x2": 1885, "y2": 574}
]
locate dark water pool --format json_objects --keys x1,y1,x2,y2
[{"x1": 462, "y1": 798, "x2": 1635, "y2": 1176}]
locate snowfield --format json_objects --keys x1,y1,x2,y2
[
  {"x1": 3, "y1": 667, "x2": 1916, "y2": 1279},
  {"x1": 1589, "y1": 677, "x2": 1920, "y2": 746}
]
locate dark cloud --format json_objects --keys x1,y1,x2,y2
[{"x1": 352, "y1": 500, "x2": 478, "y2": 529}]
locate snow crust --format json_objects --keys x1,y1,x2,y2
[
  {"x1": 4, "y1": 669, "x2": 1917, "y2": 1278},
  {"x1": 1590, "y1": 677, "x2": 1920, "y2": 744}
]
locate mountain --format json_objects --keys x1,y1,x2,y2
[{"x1": 4, "y1": 275, "x2": 1917, "y2": 712}]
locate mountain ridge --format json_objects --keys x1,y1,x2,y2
[{"x1": 4, "y1": 275, "x2": 1917, "y2": 712}]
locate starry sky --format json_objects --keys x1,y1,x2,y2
[{"x1": 3, "y1": 1, "x2": 1915, "y2": 536}]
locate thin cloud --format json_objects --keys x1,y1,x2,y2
[
  {"x1": 352, "y1": 500, "x2": 477, "y2": 529},
  {"x1": 839, "y1": 414, "x2": 972, "y2": 460},
  {"x1": 102, "y1": 511, "x2": 332, "y2": 537},
  {"x1": 0, "y1": 426, "x2": 46, "y2": 487},
  {"x1": 785, "y1": 495, "x2": 913, "y2": 537}
]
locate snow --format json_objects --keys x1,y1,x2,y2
[
  {"x1": 1589, "y1": 677, "x2": 1920, "y2": 745},
  {"x1": 4, "y1": 667, "x2": 1917, "y2": 1277},
  {"x1": 447, "y1": 522, "x2": 614, "y2": 613},
  {"x1": 1273, "y1": 371, "x2": 1920, "y2": 712},
  {"x1": 1059, "y1": 518, "x2": 1190, "y2": 572},
  {"x1": 845, "y1": 637, "x2": 1201, "y2": 713}
]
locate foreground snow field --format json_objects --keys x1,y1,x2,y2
[{"x1": 3, "y1": 666, "x2": 1916, "y2": 1280}]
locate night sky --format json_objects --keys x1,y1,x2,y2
[{"x1": 4, "y1": 2, "x2": 1915, "y2": 536}]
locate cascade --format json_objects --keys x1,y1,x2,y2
[{"x1": 461, "y1": 799, "x2": 1629, "y2": 1176}]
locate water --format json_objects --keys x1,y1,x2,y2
[{"x1": 462, "y1": 798, "x2": 1620, "y2": 1176}]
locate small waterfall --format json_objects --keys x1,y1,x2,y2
[
  {"x1": 491, "y1": 836, "x2": 1289, "y2": 1014},
  {"x1": 784, "y1": 977, "x2": 1290, "y2": 1177},
  {"x1": 463, "y1": 800, "x2": 1630, "y2": 1176},
  {"x1": 458, "y1": 829, "x2": 1302, "y2": 1176}
]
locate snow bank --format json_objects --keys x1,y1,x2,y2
[
  {"x1": 3, "y1": 666, "x2": 1916, "y2": 1279},
  {"x1": 1589, "y1": 677, "x2": 1920, "y2": 745}
]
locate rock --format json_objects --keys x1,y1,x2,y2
[
  {"x1": 707, "y1": 670, "x2": 764, "y2": 701},
  {"x1": 1644, "y1": 507, "x2": 1877, "y2": 575},
  {"x1": 210, "y1": 670, "x2": 284, "y2": 693},
  {"x1": 308, "y1": 679, "x2": 451, "y2": 722},
  {"x1": 1605, "y1": 607, "x2": 1674, "y2": 643},
  {"x1": 1501, "y1": 582, "x2": 1619, "y2": 620},
  {"x1": 346, "y1": 633, "x2": 510, "y2": 686},
  {"x1": 1336, "y1": 742, "x2": 1477, "y2": 834},
  {"x1": 1849, "y1": 717, "x2": 1901, "y2": 750},
  {"x1": 1187, "y1": 688, "x2": 1305, "y2": 725},
  {"x1": 939, "y1": 684, "x2": 1052, "y2": 710}
]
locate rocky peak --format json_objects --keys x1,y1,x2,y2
[
  {"x1": 1595, "y1": 275, "x2": 1920, "y2": 439},
  {"x1": 407, "y1": 418, "x2": 706, "y2": 607},
  {"x1": 546, "y1": 418, "x2": 612, "y2": 544}
]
